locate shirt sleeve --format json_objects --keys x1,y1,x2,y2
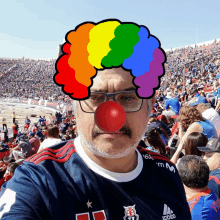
[
  {"x1": 0, "y1": 164, "x2": 48, "y2": 220},
  {"x1": 165, "y1": 100, "x2": 169, "y2": 110},
  {"x1": 208, "y1": 180, "x2": 219, "y2": 198},
  {"x1": 202, "y1": 200, "x2": 220, "y2": 219}
]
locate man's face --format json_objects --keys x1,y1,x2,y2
[
  {"x1": 202, "y1": 152, "x2": 216, "y2": 163},
  {"x1": 196, "y1": 104, "x2": 205, "y2": 113},
  {"x1": 198, "y1": 89, "x2": 202, "y2": 94},
  {"x1": 76, "y1": 67, "x2": 154, "y2": 158}
]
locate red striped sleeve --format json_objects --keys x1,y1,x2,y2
[
  {"x1": 138, "y1": 146, "x2": 174, "y2": 165},
  {"x1": 26, "y1": 140, "x2": 76, "y2": 165}
]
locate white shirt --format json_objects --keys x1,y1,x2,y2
[
  {"x1": 202, "y1": 108, "x2": 220, "y2": 132},
  {"x1": 38, "y1": 138, "x2": 62, "y2": 152}
]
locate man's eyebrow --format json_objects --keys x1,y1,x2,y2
[{"x1": 91, "y1": 87, "x2": 136, "y2": 92}]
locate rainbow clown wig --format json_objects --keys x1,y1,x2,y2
[{"x1": 54, "y1": 19, "x2": 166, "y2": 100}]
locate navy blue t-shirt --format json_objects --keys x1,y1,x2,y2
[
  {"x1": 0, "y1": 137, "x2": 191, "y2": 220},
  {"x1": 208, "y1": 169, "x2": 220, "y2": 198}
]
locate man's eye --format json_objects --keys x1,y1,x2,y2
[{"x1": 121, "y1": 95, "x2": 137, "y2": 101}]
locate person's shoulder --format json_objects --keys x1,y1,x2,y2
[
  {"x1": 137, "y1": 146, "x2": 175, "y2": 167},
  {"x1": 210, "y1": 169, "x2": 220, "y2": 183},
  {"x1": 203, "y1": 190, "x2": 220, "y2": 210},
  {"x1": 25, "y1": 139, "x2": 76, "y2": 166}
]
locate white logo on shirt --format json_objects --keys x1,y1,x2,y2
[
  {"x1": 0, "y1": 188, "x2": 16, "y2": 218},
  {"x1": 143, "y1": 154, "x2": 154, "y2": 160},
  {"x1": 162, "y1": 204, "x2": 176, "y2": 219},
  {"x1": 166, "y1": 163, "x2": 175, "y2": 173},
  {"x1": 156, "y1": 162, "x2": 176, "y2": 173}
]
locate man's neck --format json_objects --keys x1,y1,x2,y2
[
  {"x1": 184, "y1": 186, "x2": 208, "y2": 200},
  {"x1": 81, "y1": 142, "x2": 138, "y2": 173}
]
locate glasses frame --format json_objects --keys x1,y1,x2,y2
[{"x1": 79, "y1": 90, "x2": 143, "y2": 113}]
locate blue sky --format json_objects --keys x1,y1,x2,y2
[{"x1": 0, "y1": 0, "x2": 219, "y2": 58}]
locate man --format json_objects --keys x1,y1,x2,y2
[
  {"x1": 38, "y1": 116, "x2": 44, "y2": 127},
  {"x1": 196, "y1": 103, "x2": 220, "y2": 132},
  {"x1": 1, "y1": 129, "x2": 8, "y2": 143},
  {"x1": 197, "y1": 137, "x2": 220, "y2": 198},
  {"x1": 0, "y1": 20, "x2": 191, "y2": 220},
  {"x1": 24, "y1": 117, "x2": 31, "y2": 131},
  {"x1": 12, "y1": 123, "x2": 19, "y2": 140},
  {"x1": 29, "y1": 132, "x2": 40, "y2": 154},
  {"x1": 42, "y1": 116, "x2": 46, "y2": 126},
  {"x1": 37, "y1": 125, "x2": 61, "y2": 152},
  {"x1": 162, "y1": 92, "x2": 180, "y2": 118},
  {"x1": 1, "y1": 118, "x2": 7, "y2": 131},
  {"x1": 177, "y1": 155, "x2": 220, "y2": 219},
  {"x1": 12, "y1": 112, "x2": 16, "y2": 124},
  {"x1": 9, "y1": 136, "x2": 32, "y2": 161}
]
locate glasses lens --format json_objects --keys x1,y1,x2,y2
[
  {"x1": 116, "y1": 92, "x2": 142, "y2": 112},
  {"x1": 80, "y1": 93, "x2": 105, "y2": 112},
  {"x1": 80, "y1": 92, "x2": 142, "y2": 113}
]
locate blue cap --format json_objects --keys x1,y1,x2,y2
[
  {"x1": 216, "y1": 72, "x2": 220, "y2": 79},
  {"x1": 189, "y1": 96, "x2": 208, "y2": 106},
  {"x1": 29, "y1": 132, "x2": 35, "y2": 137}
]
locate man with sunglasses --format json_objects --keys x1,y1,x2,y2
[{"x1": 0, "y1": 21, "x2": 191, "y2": 220}]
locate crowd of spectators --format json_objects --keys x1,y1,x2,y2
[{"x1": 0, "y1": 58, "x2": 72, "y2": 104}]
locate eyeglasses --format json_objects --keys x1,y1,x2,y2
[{"x1": 79, "y1": 91, "x2": 143, "y2": 113}]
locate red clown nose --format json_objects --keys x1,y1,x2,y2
[{"x1": 94, "y1": 101, "x2": 126, "y2": 132}]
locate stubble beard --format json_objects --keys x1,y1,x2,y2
[{"x1": 76, "y1": 121, "x2": 148, "y2": 159}]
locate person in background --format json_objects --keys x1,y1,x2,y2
[
  {"x1": 38, "y1": 116, "x2": 44, "y2": 127},
  {"x1": 29, "y1": 132, "x2": 40, "y2": 154},
  {"x1": 12, "y1": 112, "x2": 16, "y2": 124},
  {"x1": 162, "y1": 92, "x2": 180, "y2": 121},
  {"x1": 2, "y1": 118, "x2": 7, "y2": 131},
  {"x1": 178, "y1": 105, "x2": 217, "y2": 142},
  {"x1": 31, "y1": 123, "x2": 38, "y2": 134},
  {"x1": 42, "y1": 116, "x2": 46, "y2": 126},
  {"x1": 148, "y1": 113, "x2": 171, "y2": 138},
  {"x1": 9, "y1": 136, "x2": 32, "y2": 161},
  {"x1": 0, "y1": 142, "x2": 9, "y2": 153},
  {"x1": 196, "y1": 103, "x2": 220, "y2": 133},
  {"x1": 37, "y1": 125, "x2": 62, "y2": 152},
  {"x1": 145, "y1": 126, "x2": 170, "y2": 158},
  {"x1": 15, "y1": 132, "x2": 23, "y2": 143},
  {"x1": 49, "y1": 113, "x2": 55, "y2": 124},
  {"x1": 171, "y1": 132, "x2": 208, "y2": 165},
  {"x1": 177, "y1": 155, "x2": 220, "y2": 219},
  {"x1": 1, "y1": 129, "x2": 9, "y2": 143},
  {"x1": 12, "y1": 123, "x2": 19, "y2": 140},
  {"x1": 0, "y1": 162, "x2": 19, "y2": 190},
  {"x1": 24, "y1": 117, "x2": 31, "y2": 131},
  {"x1": 197, "y1": 137, "x2": 220, "y2": 198}
]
